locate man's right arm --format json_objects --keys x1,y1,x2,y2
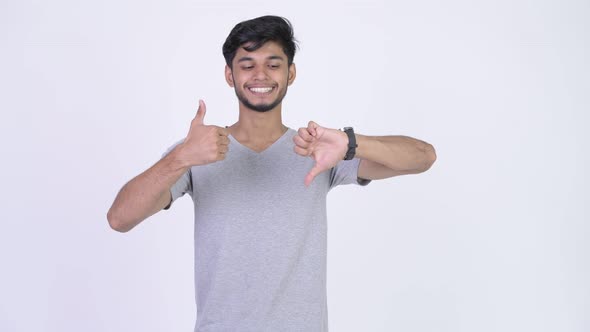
[
  {"x1": 107, "y1": 99, "x2": 229, "y2": 233},
  {"x1": 107, "y1": 146, "x2": 189, "y2": 233}
]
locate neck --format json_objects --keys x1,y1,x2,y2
[{"x1": 228, "y1": 103, "x2": 288, "y2": 141}]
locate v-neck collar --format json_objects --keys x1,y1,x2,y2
[{"x1": 228, "y1": 128, "x2": 293, "y2": 155}]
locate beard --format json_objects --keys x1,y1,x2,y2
[{"x1": 234, "y1": 83, "x2": 289, "y2": 113}]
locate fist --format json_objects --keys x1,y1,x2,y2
[
  {"x1": 293, "y1": 121, "x2": 348, "y2": 186},
  {"x1": 178, "y1": 100, "x2": 230, "y2": 166}
]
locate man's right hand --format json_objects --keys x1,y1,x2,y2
[{"x1": 177, "y1": 99, "x2": 230, "y2": 166}]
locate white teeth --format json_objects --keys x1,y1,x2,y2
[{"x1": 249, "y1": 87, "x2": 273, "y2": 93}]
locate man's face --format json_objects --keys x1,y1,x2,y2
[{"x1": 225, "y1": 41, "x2": 296, "y2": 113}]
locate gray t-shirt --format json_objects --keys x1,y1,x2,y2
[{"x1": 163, "y1": 128, "x2": 369, "y2": 332}]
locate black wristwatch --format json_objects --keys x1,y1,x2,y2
[{"x1": 341, "y1": 127, "x2": 357, "y2": 160}]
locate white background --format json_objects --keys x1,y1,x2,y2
[{"x1": 1, "y1": 0, "x2": 588, "y2": 331}]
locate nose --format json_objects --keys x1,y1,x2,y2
[{"x1": 253, "y1": 66, "x2": 269, "y2": 81}]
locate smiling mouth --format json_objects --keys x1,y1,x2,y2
[{"x1": 248, "y1": 87, "x2": 274, "y2": 95}]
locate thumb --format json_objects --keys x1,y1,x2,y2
[
  {"x1": 193, "y1": 99, "x2": 207, "y2": 125},
  {"x1": 304, "y1": 163, "x2": 323, "y2": 187}
]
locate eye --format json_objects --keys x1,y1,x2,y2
[
  {"x1": 268, "y1": 64, "x2": 280, "y2": 69},
  {"x1": 242, "y1": 65, "x2": 254, "y2": 70}
]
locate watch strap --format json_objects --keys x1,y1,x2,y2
[{"x1": 342, "y1": 127, "x2": 357, "y2": 160}]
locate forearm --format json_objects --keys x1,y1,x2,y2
[
  {"x1": 107, "y1": 145, "x2": 189, "y2": 232},
  {"x1": 355, "y1": 134, "x2": 436, "y2": 172}
]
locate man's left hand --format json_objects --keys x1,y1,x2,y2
[{"x1": 293, "y1": 121, "x2": 348, "y2": 186}]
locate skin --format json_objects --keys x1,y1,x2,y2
[
  {"x1": 227, "y1": 42, "x2": 293, "y2": 113},
  {"x1": 223, "y1": 41, "x2": 296, "y2": 152},
  {"x1": 107, "y1": 40, "x2": 437, "y2": 232},
  {"x1": 222, "y1": 40, "x2": 436, "y2": 186}
]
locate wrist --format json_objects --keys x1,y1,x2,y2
[
  {"x1": 352, "y1": 133, "x2": 368, "y2": 160},
  {"x1": 167, "y1": 143, "x2": 193, "y2": 170}
]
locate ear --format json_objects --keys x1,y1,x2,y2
[
  {"x1": 287, "y1": 63, "x2": 296, "y2": 86},
  {"x1": 225, "y1": 65, "x2": 234, "y2": 87}
]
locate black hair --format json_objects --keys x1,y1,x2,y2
[{"x1": 222, "y1": 15, "x2": 298, "y2": 68}]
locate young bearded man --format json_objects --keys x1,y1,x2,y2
[{"x1": 107, "y1": 15, "x2": 436, "y2": 332}]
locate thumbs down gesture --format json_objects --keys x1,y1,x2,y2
[{"x1": 293, "y1": 121, "x2": 349, "y2": 186}]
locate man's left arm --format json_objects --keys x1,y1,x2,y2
[
  {"x1": 293, "y1": 121, "x2": 437, "y2": 185},
  {"x1": 355, "y1": 134, "x2": 437, "y2": 180}
]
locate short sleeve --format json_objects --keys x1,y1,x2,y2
[
  {"x1": 328, "y1": 158, "x2": 371, "y2": 190},
  {"x1": 161, "y1": 139, "x2": 193, "y2": 210}
]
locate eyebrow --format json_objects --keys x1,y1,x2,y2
[{"x1": 237, "y1": 55, "x2": 285, "y2": 63}]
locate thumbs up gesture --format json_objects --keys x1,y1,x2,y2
[
  {"x1": 293, "y1": 121, "x2": 348, "y2": 186},
  {"x1": 178, "y1": 100, "x2": 230, "y2": 166}
]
